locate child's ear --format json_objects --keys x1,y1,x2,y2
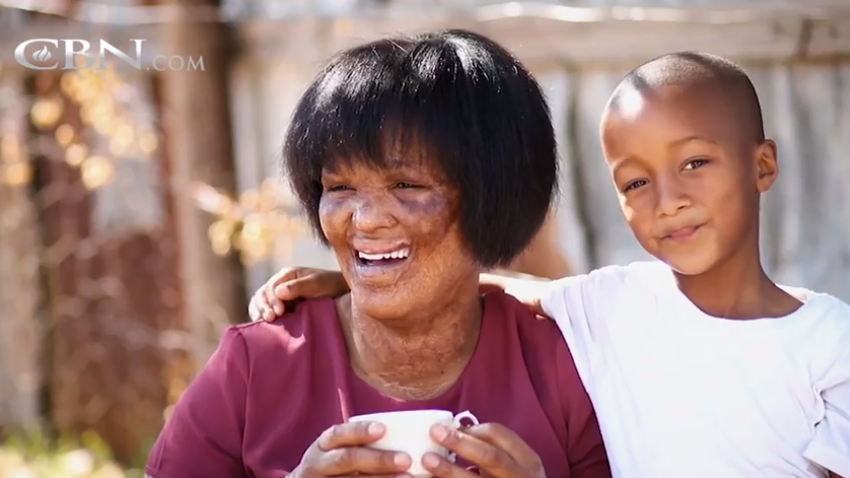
[{"x1": 755, "y1": 139, "x2": 778, "y2": 193}]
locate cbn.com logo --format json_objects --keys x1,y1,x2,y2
[{"x1": 14, "y1": 39, "x2": 205, "y2": 71}]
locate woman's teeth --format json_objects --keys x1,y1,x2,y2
[{"x1": 357, "y1": 248, "x2": 410, "y2": 261}]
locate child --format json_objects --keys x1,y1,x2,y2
[{"x1": 248, "y1": 52, "x2": 850, "y2": 478}]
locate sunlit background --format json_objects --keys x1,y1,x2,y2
[{"x1": 0, "y1": 0, "x2": 848, "y2": 476}]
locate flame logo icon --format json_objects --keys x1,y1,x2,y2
[{"x1": 33, "y1": 45, "x2": 52, "y2": 62}]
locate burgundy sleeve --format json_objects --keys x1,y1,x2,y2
[
  {"x1": 145, "y1": 327, "x2": 250, "y2": 478},
  {"x1": 557, "y1": 343, "x2": 612, "y2": 478}
]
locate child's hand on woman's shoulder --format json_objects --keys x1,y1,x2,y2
[
  {"x1": 248, "y1": 267, "x2": 349, "y2": 322},
  {"x1": 249, "y1": 268, "x2": 553, "y2": 323}
]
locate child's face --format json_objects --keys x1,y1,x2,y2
[{"x1": 600, "y1": 85, "x2": 778, "y2": 275}]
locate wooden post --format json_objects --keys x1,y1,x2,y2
[
  {"x1": 0, "y1": 69, "x2": 43, "y2": 433},
  {"x1": 158, "y1": 0, "x2": 246, "y2": 366}
]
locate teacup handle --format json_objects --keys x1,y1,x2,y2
[{"x1": 447, "y1": 410, "x2": 479, "y2": 463}]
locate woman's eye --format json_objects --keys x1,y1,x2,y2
[
  {"x1": 684, "y1": 158, "x2": 709, "y2": 170},
  {"x1": 394, "y1": 182, "x2": 418, "y2": 189},
  {"x1": 624, "y1": 179, "x2": 647, "y2": 192},
  {"x1": 327, "y1": 185, "x2": 351, "y2": 192}
]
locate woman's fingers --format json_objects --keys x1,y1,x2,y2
[
  {"x1": 428, "y1": 423, "x2": 532, "y2": 478},
  {"x1": 428, "y1": 425, "x2": 514, "y2": 476},
  {"x1": 300, "y1": 472, "x2": 409, "y2": 478},
  {"x1": 464, "y1": 423, "x2": 539, "y2": 465},
  {"x1": 317, "y1": 446, "x2": 411, "y2": 476},
  {"x1": 306, "y1": 422, "x2": 411, "y2": 476},
  {"x1": 317, "y1": 421, "x2": 386, "y2": 450},
  {"x1": 421, "y1": 452, "x2": 479, "y2": 478}
]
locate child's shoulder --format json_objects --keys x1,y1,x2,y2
[
  {"x1": 781, "y1": 288, "x2": 850, "y2": 363},
  {"x1": 588, "y1": 260, "x2": 669, "y2": 279},
  {"x1": 785, "y1": 287, "x2": 850, "y2": 322},
  {"x1": 792, "y1": 289, "x2": 850, "y2": 333},
  {"x1": 798, "y1": 292, "x2": 850, "y2": 384},
  {"x1": 541, "y1": 261, "x2": 669, "y2": 313},
  {"x1": 578, "y1": 260, "x2": 671, "y2": 292}
]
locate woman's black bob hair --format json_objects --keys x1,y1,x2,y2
[{"x1": 283, "y1": 29, "x2": 558, "y2": 268}]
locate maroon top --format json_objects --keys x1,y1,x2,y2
[{"x1": 146, "y1": 292, "x2": 610, "y2": 478}]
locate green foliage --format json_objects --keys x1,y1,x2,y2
[{"x1": 0, "y1": 430, "x2": 144, "y2": 478}]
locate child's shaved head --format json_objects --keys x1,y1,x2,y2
[
  {"x1": 599, "y1": 51, "x2": 778, "y2": 278},
  {"x1": 607, "y1": 52, "x2": 765, "y2": 144}
]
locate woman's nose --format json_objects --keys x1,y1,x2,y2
[{"x1": 352, "y1": 194, "x2": 398, "y2": 232}]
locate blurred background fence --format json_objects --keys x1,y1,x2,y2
[{"x1": 0, "y1": 0, "x2": 848, "y2": 475}]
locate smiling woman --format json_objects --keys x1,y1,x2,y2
[{"x1": 145, "y1": 29, "x2": 611, "y2": 478}]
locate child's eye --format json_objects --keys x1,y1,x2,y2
[
  {"x1": 623, "y1": 180, "x2": 647, "y2": 192},
  {"x1": 684, "y1": 158, "x2": 709, "y2": 170},
  {"x1": 326, "y1": 185, "x2": 352, "y2": 192},
  {"x1": 394, "y1": 182, "x2": 419, "y2": 189}
]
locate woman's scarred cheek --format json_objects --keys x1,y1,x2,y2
[
  {"x1": 317, "y1": 189, "x2": 458, "y2": 243},
  {"x1": 396, "y1": 193, "x2": 455, "y2": 235},
  {"x1": 318, "y1": 195, "x2": 351, "y2": 239},
  {"x1": 319, "y1": 195, "x2": 342, "y2": 214}
]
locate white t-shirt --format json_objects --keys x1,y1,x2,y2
[{"x1": 537, "y1": 261, "x2": 850, "y2": 478}]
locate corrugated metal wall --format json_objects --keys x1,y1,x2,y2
[{"x1": 231, "y1": 0, "x2": 808, "y2": 15}]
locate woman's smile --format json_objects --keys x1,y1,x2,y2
[{"x1": 353, "y1": 245, "x2": 412, "y2": 281}]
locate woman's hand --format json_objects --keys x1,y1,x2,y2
[
  {"x1": 248, "y1": 267, "x2": 349, "y2": 322},
  {"x1": 423, "y1": 423, "x2": 545, "y2": 478},
  {"x1": 293, "y1": 421, "x2": 413, "y2": 478}
]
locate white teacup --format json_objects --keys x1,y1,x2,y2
[{"x1": 349, "y1": 409, "x2": 479, "y2": 478}]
